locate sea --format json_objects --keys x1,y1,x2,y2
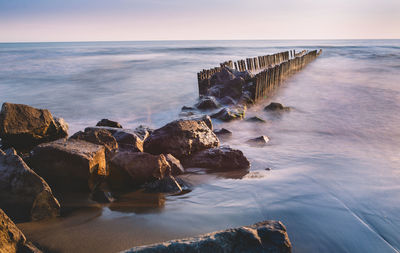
[{"x1": 0, "y1": 40, "x2": 399, "y2": 253}]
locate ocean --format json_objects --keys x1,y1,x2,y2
[{"x1": 1, "y1": 40, "x2": 400, "y2": 253}]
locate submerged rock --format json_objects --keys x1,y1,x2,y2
[
  {"x1": 246, "y1": 136, "x2": 270, "y2": 146},
  {"x1": 0, "y1": 102, "x2": 68, "y2": 149},
  {"x1": 213, "y1": 128, "x2": 232, "y2": 137},
  {"x1": 165, "y1": 154, "x2": 184, "y2": 175},
  {"x1": 211, "y1": 106, "x2": 246, "y2": 122},
  {"x1": 144, "y1": 119, "x2": 219, "y2": 159},
  {"x1": 181, "y1": 106, "x2": 196, "y2": 111},
  {"x1": 122, "y1": 220, "x2": 291, "y2": 253},
  {"x1": 0, "y1": 148, "x2": 60, "y2": 221},
  {"x1": 96, "y1": 119, "x2": 123, "y2": 128},
  {"x1": 264, "y1": 102, "x2": 290, "y2": 111},
  {"x1": 144, "y1": 175, "x2": 182, "y2": 193},
  {"x1": 246, "y1": 116, "x2": 267, "y2": 123},
  {"x1": 195, "y1": 96, "x2": 221, "y2": 110},
  {"x1": 29, "y1": 139, "x2": 107, "y2": 191},
  {"x1": 0, "y1": 208, "x2": 42, "y2": 253},
  {"x1": 183, "y1": 146, "x2": 250, "y2": 171},
  {"x1": 219, "y1": 96, "x2": 236, "y2": 105}
]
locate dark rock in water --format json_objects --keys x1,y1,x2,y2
[
  {"x1": 143, "y1": 119, "x2": 219, "y2": 159},
  {"x1": 181, "y1": 106, "x2": 196, "y2": 111},
  {"x1": 0, "y1": 102, "x2": 68, "y2": 149},
  {"x1": 144, "y1": 175, "x2": 182, "y2": 193},
  {"x1": 0, "y1": 208, "x2": 42, "y2": 253},
  {"x1": 29, "y1": 139, "x2": 107, "y2": 191},
  {"x1": 165, "y1": 154, "x2": 184, "y2": 175},
  {"x1": 209, "y1": 67, "x2": 236, "y2": 86},
  {"x1": 246, "y1": 136, "x2": 270, "y2": 146},
  {"x1": 195, "y1": 96, "x2": 221, "y2": 110},
  {"x1": 211, "y1": 106, "x2": 246, "y2": 122},
  {"x1": 108, "y1": 152, "x2": 170, "y2": 190},
  {"x1": 122, "y1": 220, "x2": 292, "y2": 253},
  {"x1": 183, "y1": 146, "x2": 250, "y2": 171},
  {"x1": 219, "y1": 96, "x2": 236, "y2": 105},
  {"x1": 134, "y1": 125, "x2": 154, "y2": 141},
  {"x1": 246, "y1": 116, "x2": 267, "y2": 123},
  {"x1": 96, "y1": 119, "x2": 123, "y2": 128},
  {"x1": 238, "y1": 90, "x2": 255, "y2": 105},
  {"x1": 70, "y1": 128, "x2": 118, "y2": 156},
  {"x1": 264, "y1": 102, "x2": 290, "y2": 111},
  {"x1": 90, "y1": 182, "x2": 115, "y2": 203},
  {"x1": 0, "y1": 148, "x2": 60, "y2": 222},
  {"x1": 213, "y1": 128, "x2": 232, "y2": 137},
  {"x1": 182, "y1": 114, "x2": 213, "y2": 130},
  {"x1": 179, "y1": 111, "x2": 195, "y2": 117},
  {"x1": 220, "y1": 77, "x2": 246, "y2": 99}
]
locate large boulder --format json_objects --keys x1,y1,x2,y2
[
  {"x1": 70, "y1": 128, "x2": 118, "y2": 156},
  {"x1": 122, "y1": 220, "x2": 292, "y2": 253},
  {"x1": 144, "y1": 175, "x2": 183, "y2": 194},
  {"x1": 0, "y1": 209, "x2": 42, "y2": 253},
  {"x1": 96, "y1": 119, "x2": 123, "y2": 128},
  {"x1": 143, "y1": 119, "x2": 219, "y2": 159},
  {"x1": 29, "y1": 139, "x2": 107, "y2": 191},
  {"x1": 0, "y1": 148, "x2": 60, "y2": 221},
  {"x1": 0, "y1": 102, "x2": 68, "y2": 149},
  {"x1": 211, "y1": 106, "x2": 246, "y2": 122},
  {"x1": 183, "y1": 146, "x2": 250, "y2": 171},
  {"x1": 108, "y1": 152, "x2": 170, "y2": 190},
  {"x1": 182, "y1": 115, "x2": 213, "y2": 130}
]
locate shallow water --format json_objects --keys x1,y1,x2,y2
[{"x1": 1, "y1": 40, "x2": 400, "y2": 253}]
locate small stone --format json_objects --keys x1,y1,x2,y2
[
  {"x1": 144, "y1": 175, "x2": 183, "y2": 193},
  {"x1": 181, "y1": 106, "x2": 196, "y2": 111},
  {"x1": 246, "y1": 136, "x2": 269, "y2": 146},
  {"x1": 264, "y1": 102, "x2": 290, "y2": 111},
  {"x1": 246, "y1": 116, "x2": 266, "y2": 123},
  {"x1": 195, "y1": 96, "x2": 221, "y2": 110},
  {"x1": 211, "y1": 106, "x2": 246, "y2": 122},
  {"x1": 213, "y1": 128, "x2": 232, "y2": 137},
  {"x1": 96, "y1": 119, "x2": 123, "y2": 128}
]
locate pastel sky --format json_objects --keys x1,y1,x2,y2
[{"x1": 1, "y1": 0, "x2": 399, "y2": 42}]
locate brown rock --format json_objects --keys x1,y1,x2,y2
[
  {"x1": 211, "y1": 106, "x2": 246, "y2": 122},
  {"x1": 195, "y1": 96, "x2": 221, "y2": 110},
  {"x1": 0, "y1": 148, "x2": 60, "y2": 222},
  {"x1": 143, "y1": 119, "x2": 219, "y2": 159},
  {"x1": 165, "y1": 154, "x2": 184, "y2": 175},
  {"x1": 183, "y1": 146, "x2": 250, "y2": 171},
  {"x1": 182, "y1": 115, "x2": 213, "y2": 131},
  {"x1": 96, "y1": 119, "x2": 123, "y2": 128},
  {"x1": 0, "y1": 102, "x2": 68, "y2": 149},
  {"x1": 264, "y1": 102, "x2": 290, "y2": 111},
  {"x1": 246, "y1": 136, "x2": 270, "y2": 146},
  {"x1": 144, "y1": 175, "x2": 182, "y2": 193},
  {"x1": 70, "y1": 128, "x2": 118, "y2": 155},
  {"x1": 29, "y1": 139, "x2": 106, "y2": 191}
]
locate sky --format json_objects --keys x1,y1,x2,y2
[{"x1": 0, "y1": 0, "x2": 399, "y2": 42}]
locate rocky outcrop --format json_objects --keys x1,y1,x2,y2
[
  {"x1": 0, "y1": 148, "x2": 60, "y2": 221},
  {"x1": 247, "y1": 136, "x2": 270, "y2": 146},
  {"x1": 108, "y1": 152, "x2": 170, "y2": 190},
  {"x1": 165, "y1": 154, "x2": 184, "y2": 175},
  {"x1": 29, "y1": 139, "x2": 106, "y2": 191},
  {"x1": 183, "y1": 146, "x2": 250, "y2": 171},
  {"x1": 70, "y1": 128, "x2": 118, "y2": 155},
  {"x1": 122, "y1": 220, "x2": 291, "y2": 253},
  {"x1": 0, "y1": 209, "x2": 42, "y2": 253},
  {"x1": 264, "y1": 102, "x2": 290, "y2": 111},
  {"x1": 0, "y1": 102, "x2": 68, "y2": 149},
  {"x1": 195, "y1": 96, "x2": 221, "y2": 110},
  {"x1": 211, "y1": 106, "x2": 246, "y2": 122},
  {"x1": 144, "y1": 119, "x2": 219, "y2": 159},
  {"x1": 96, "y1": 119, "x2": 123, "y2": 128}
]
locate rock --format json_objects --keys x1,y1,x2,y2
[
  {"x1": 211, "y1": 106, "x2": 246, "y2": 122},
  {"x1": 109, "y1": 152, "x2": 170, "y2": 190},
  {"x1": 183, "y1": 114, "x2": 213, "y2": 130},
  {"x1": 0, "y1": 208, "x2": 42, "y2": 253},
  {"x1": 90, "y1": 182, "x2": 115, "y2": 203},
  {"x1": 183, "y1": 146, "x2": 250, "y2": 171},
  {"x1": 246, "y1": 116, "x2": 266, "y2": 123},
  {"x1": 181, "y1": 106, "x2": 196, "y2": 111},
  {"x1": 144, "y1": 119, "x2": 219, "y2": 159},
  {"x1": 213, "y1": 128, "x2": 232, "y2": 137},
  {"x1": 209, "y1": 67, "x2": 236, "y2": 86},
  {"x1": 219, "y1": 96, "x2": 236, "y2": 105},
  {"x1": 70, "y1": 128, "x2": 118, "y2": 155},
  {"x1": 144, "y1": 175, "x2": 183, "y2": 193},
  {"x1": 0, "y1": 148, "x2": 60, "y2": 222},
  {"x1": 246, "y1": 136, "x2": 270, "y2": 146},
  {"x1": 165, "y1": 154, "x2": 184, "y2": 175},
  {"x1": 238, "y1": 90, "x2": 255, "y2": 105},
  {"x1": 29, "y1": 139, "x2": 107, "y2": 191},
  {"x1": 195, "y1": 96, "x2": 221, "y2": 110},
  {"x1": 264, "y1": 102, "x2": 290, "y2": 111},
  {"x1": 122, "y1": 220, "x2": 291, "y2": 253},
  {"x1": 0, "y1": 102, "x2": 68, "y2": 149},
  {"x1": 96, "y1": 119, "x2": 123, "y2": 128},
  {"x1": 134, "y1": 125, "x2": 154, "y2": 141},
  {"x1": 220, "y1": 77, "x2": 245, "y2": 99}
]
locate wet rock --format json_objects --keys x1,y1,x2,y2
[
  {"x1": 246, "y1": 136, "x2": 270, "y2": 146},
  {"x1": 144, "y1": 119, "x2": 219, "y2": 159},
  {"x1": 246, "y1": 116, "x2": 266, "y2": 123},
  {"x1": 144, "y1": 175, "x2": 182, "y2": 193},
  {"x1": 183, "y1": 146, "x2": 250, "y2": 171},
  {"x1": 264, "y1": 102, "x2": 290, "y2": 111},
  {"x1": 219, "y1": 96, "x2": 236, "y2": 105},
  {"x1": 183, "y1": 114, "x2": 213, "y2": 130},
  {"x1": 70, "y1": 128, "x2": 118, "y2": 155},
  {"x1": 0, "y1": 148, "x2": 60, "y2": 221},
  {"x1": 122, "y1": 220, "x2": 291, "y2": 253},
  {"x1": 0, "y1": 208, "x2": 42, "y2": 253},
  {"x1": 0, "y1": 102, "x2": 68, "y2": 149},
  {"x1": 109, "y1": 152, "x2": 170, "y2": 190},
  {"x1": 220, "y1": 77, "x2": 246, "y2": 99},
  {"x1": 96, "y1": 119, "x2": 123, "y2": 128},
  {"x1": 90, "y1": 182, "x2": 115, "y2": 203},
  {"x1": 181, "y1": 106, "x2": 196, "y2": 111},
  {"x1": 165, "y1": 154, "x2": 184, "y2": 175},
  {"x1": 209, "y1": 67, "x2": 236, "y2": 86},
  {"x1": 211, "y1": 106, "x2": 246, "y2": 122},
  {"x1": 238, "y1": 90, "x2": 255, "y2": 105},
  {"x1": 134, "y1": 125, "x2": 154, "y2": 141},
  {"x1": 213, "y1": 128, "x2": 232, "y2": 137},
  {"x1": 29, "y1": 139, "x2": 107, "y2": 191},
  {"x1": 195, "y1": 96, "x2": 221, "y2": 110}
]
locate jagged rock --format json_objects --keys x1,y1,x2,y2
[
  {"x1": 144, "y1": 119, "x2": 219, "y2": 159},
  {"x1": 264, "y1": 102, "x2": 290, "y2": 111},
  {"x1": 246, "y1": 116, "x2": 266, "y2": 123},
  {"x1": 183, "y1": 115, "x2": 213, "y2": 130},
  {"x1": 108, "y1": 152, "x2": 170, "y2": 190},
  {"x1": 0, "y1": 209, "x2": 42, "y2": 253},
  {"x1": 134, "y1": 125, "x2": 154, "y2": 141},
  {"x1": 0, "y1": 148, "x2": 60, "y2": 221},
  {"x1": 219, "y1": 96, "x2": 236, "y2": 105},
  {"x1": 0, "y1": 102, "x2": 68, "y2": 149},
  {"x1": 165, "y1": 154, "x2": 184, "y2": 175},
  {"x1": 144, "y1": 175, "x2": 182, "y2": 193},
  {"x1": 96, "y1": 119, "x2": 123, "y2": 128},
  {"x1": 122, "y1": 220, "x2": 291, "y2": 253},
  {"x1": 29, "y1": 139, "x2": 107, "y2": 191},
  {"x1": 211, "y1": 106, "x2": 246, "y2": 122},
  {"x1": 246, "y1": 136, "x2": 270, "y2": 146},
  {"x1": 213, "y1": 128, "x2": 232, "y2": 137},
  {"x1": 183, "y1": 146, "x2": 250, "y2": 171},
  {"x1": 70, "y1": 128, "x2": 118, "y2": 155},
  {"x1": 195, "y1": 96, "x2": 221, "y2": 110}
]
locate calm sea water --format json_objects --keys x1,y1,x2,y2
[{"x1": 1, "y1": 40, "x2": 400, "y2": 253}]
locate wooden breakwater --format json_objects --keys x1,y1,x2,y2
[{"x1": 197, "y1": 49, "x2": 322, "y2": 102}]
